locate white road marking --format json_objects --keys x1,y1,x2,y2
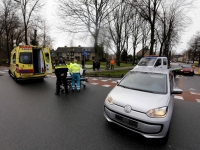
[
  {"x1": 196, "y1": 99, "x2": 200, "y2": 103},
  {"x1": 92, "y1": 78, "x2": 98, "y2": 80},
  {"x1": 101, "y1": 80, "x2": 108, "y2": 82},
  {"x1": 112, "y1": 81, "x2": 117, "y2": 83},
  {"x1": 91, "y1": 83, "x2": 98, "y2": 85},
  {"x1": 4, "y1": 70, "x2": 8, "y2": 71},
  {"x1": 52, "y1": 76, "x2": 56, "y2": 77},
  {"x1": 190, "y1": 91, "x2": 200, "y2": 95},
  {"x1": 189, "y1": 88, "x2": 196, "y2": 91},
  {"x1": 102, "y1": 85, "x2": 111, "y2": 87},
  {"x1": 174, "y1": 95, "x2": 184, "y2": 100},
  {"x1": 0, "y1": 71, "x2": 5, "y2": 73}
]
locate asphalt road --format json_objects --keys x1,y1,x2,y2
[{"x1": 0, "y1": 70, "x2": 200, "y2": 150}]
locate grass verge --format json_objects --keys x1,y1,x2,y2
[{"x1": 85, "y1": 69, "x2": 131, "y2": 78}]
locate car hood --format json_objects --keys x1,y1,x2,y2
[{"x1": 110, "y1": 86, "x2": 169, "y2": 113}]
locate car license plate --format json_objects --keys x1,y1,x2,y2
[
  {"x1": 115, "y1": 114, "x2": 123, "y2": 121},
  {"x1": 129, "y1": 120, "x2": 138, "y2": 128}
]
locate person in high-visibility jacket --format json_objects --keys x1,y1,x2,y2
[
  {"x1": 66, "y1": 59, "x2": 73, "y2": 73},
  {"x1": 71, "y1": 59, "x2": 81, "y2": 91},
  {"x1": 54, "y1": 61, "x2": 68, "y2": 95}
]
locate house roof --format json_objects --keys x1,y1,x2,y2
[{"x1": 56, "y1": 47, "x2": 95, "y2": 53}]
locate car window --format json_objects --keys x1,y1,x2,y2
[
  {"x1": 163, "y1": 58, "x2": 167, "y2": 65},
  {"x1": 118, "y1": 71, "x2": 167, "y2": 94},
  {"x1": 182, "y1": 65, "x2": 192, "y2": 68},
  {"x1": 169, "y1": 73, "x2": 174, "y2": 93},
  {"x1": 155, "y1": 59, "x2": 161, "y2": 66},
  {"x1": 19, "y1": 52, "x2": 32, "y2": 64},
  {"x1": 137, "y1": 57, "x2": 157, "y2": 66}
]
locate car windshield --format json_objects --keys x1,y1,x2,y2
[
  {"x1": 19, "y1": 52, "x2": 32, "y2": 64},
  {"x1": 118, "y1": 71, "x2": 167, "y2": 94},
  {"x1": 137, "y1": 57, "x2": 157, "y2": 66},
  {"x1": 182, "y1": 65, "x2": 192, "y2": 68}
]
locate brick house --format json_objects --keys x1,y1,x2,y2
[{"x1": 54, "y1": 46, "x2": 96, "y2": 61}]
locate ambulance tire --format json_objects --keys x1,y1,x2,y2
[
  {"x1": 14, "y1": 73, "x2": 18, "y2": 83},
  {"x1": 8, "y1": 70, "x2": 11, "y2": 77}
]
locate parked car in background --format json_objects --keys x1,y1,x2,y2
[
  {"x1": 179, "y1": 64, "x2": 194, "y2": 76},
  {"x1": 104, "y1": 67, "x2": 182, "y2": 139}
]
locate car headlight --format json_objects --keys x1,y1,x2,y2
[
  {"x1": 146, "y1": 107, "x2": 167, "y2": 118},
  {"x1": 106, "y1": 95, "x2": 114, "y2": 105}
]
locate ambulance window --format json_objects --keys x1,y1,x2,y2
[
  {"x1": 19, "y1": 52, "x2": 32, "y2": 64},
  {"x1": 12, "y1": 53, "x2": 16, "y2": 64},
  {"x1": 45, "y1": 53, "x2": 50, "y2": 63}
]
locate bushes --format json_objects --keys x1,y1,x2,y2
[{"x1": 0, "y1": 59, "x2": 7, "y2": 66}]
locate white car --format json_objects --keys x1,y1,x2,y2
[{"x1": 104, "y1": 67, "x2": 182, "y2": 139}]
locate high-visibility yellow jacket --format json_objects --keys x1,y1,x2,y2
[
  {"x1": 71, "y1": 63, "x2": 80, "y2": 73},
  {"x1": 66, "y1": 63, "x2": 73, "y2": 73}
]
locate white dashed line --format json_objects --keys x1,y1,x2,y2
[
  {"x1": 196, "y1": 99, "x2": 200, "y2": 103},
  {"x1": 102, "y1": 85, "x2": 111, "y2": 87},
  {"x1": 101, "y1": 80, "x2": 108, "y2": 82},
  {"x1": 91, "y1": 83, "x2": 98, "y2": 85},
  {"x1": 190, "y1": 91, "x2": 200, "y2": 95},
  {"x1": 92, "y1": 78, "x2": 98, "y2": 80},
  {"x1": 174, "y1": 95, "x2": 184, "y2": 100},
  {"x1": 52, "y1": 76, "x2": 56, "y2": 77},
  {"x1": 112, "y1": 81, "x2": 117, "y2": 83},
  {"x1": 189, "y1": 88, "x2": 196, "y2": 91}
]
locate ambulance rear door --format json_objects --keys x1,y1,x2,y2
[
  {"x1": 18, "y1": 46, "x2": 34, "y2": 75},
  {"x1": 43, "y1": 47, "x2": 52, "y2": 73}
]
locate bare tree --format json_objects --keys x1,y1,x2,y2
[
  {"x1": 128, "y1": 12, "x2": 143, "y2": 65},
  {"x1": 13, "y1": 0, "x2": 45, "y2": 45},
  {"x1": 57, "y1": 0, "x2": 117, "y2": 59},
  {"x1": 106, "y1": 1, "x2": 132, "y2": 66},
  {"x1": 128, "y1": 0, "x2": 162, "y2": 55},
  {"x1": 1, "y1": 0, "x2": 20, "y2": 60}
]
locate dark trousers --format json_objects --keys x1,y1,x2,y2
[
  {"x1": 56, "y1": 75, "x2": 68, "y2": 93},
  {"x1": 110, "y1": 65, "x2": 114, "y2": 70}
]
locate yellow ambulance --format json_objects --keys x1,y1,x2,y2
[{"x1": 8, "y1": 45, "x2": 52, "y2": 82}]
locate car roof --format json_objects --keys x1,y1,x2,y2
[{"x1": 131, "y1": 67, "x2": 170, "y2": 74}]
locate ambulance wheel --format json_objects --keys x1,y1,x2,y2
[
  {"x1": 8, "y1": 70, "x2": 11, "y2": 76},
  {"x1": 14, "y1": 73, "x2": 18, "y2": 83}
]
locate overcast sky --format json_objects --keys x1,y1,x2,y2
[{"x1": 43, "y1": 0, "x2": 200, "y2": 54}]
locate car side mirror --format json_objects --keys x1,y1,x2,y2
[
  {"x1": 116, "y1": 80, "x2": 121, "y2": 84},
  {"x1": 172, "y1": 88, "x2": 183, "y2": 94}
]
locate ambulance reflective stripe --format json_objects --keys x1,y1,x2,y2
[{"x1": 18, "y1": 69, "x2": 34, "y2": 73}]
